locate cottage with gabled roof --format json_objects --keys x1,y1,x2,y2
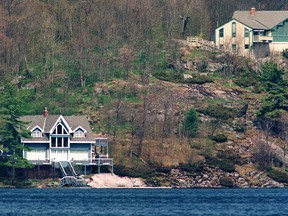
[
  {"x1": 20, "y1": 108, "x2": 113, "y2": 175},
  {"x1": 215, "y1": 7, "x2": 288, "y2": 57}
]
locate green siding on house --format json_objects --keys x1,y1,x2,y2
[
  {"x1": 70, "y1": 143, "x2": 91, "y2": 151},
  {"x1": 272, "y1": 19, "x2": 288, "y2": 42},
  {"x1": 25, "y1": 143, "x2": 49, "y2": 150}
]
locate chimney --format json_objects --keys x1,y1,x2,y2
[
  {"x1": 43, "y1": 107, "x2": 48, "y2": 117},
  {"x1": 250, "y1": 6, "x2": 255, "y2": 16}
]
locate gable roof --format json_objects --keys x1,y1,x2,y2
[
  {"x1": 233, "y1": 11, "x2": 288, "y2": 30},
  {"x1": 20, "y1": 115, "x2": 95, "y2": 142}
]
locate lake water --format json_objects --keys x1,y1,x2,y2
[{"x1": 0, "y1": 188, "x2": 288, "y2": 215}]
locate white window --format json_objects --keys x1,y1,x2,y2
[
  {"x1": 32, "y1": 129, "x2": 42, "y2": 137},
  {"x1": 74, "y1": 130, "x2": 85, "y2": 138}
]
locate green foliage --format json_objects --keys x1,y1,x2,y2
[
  {"x1": 183, "y1": 109, "x2": 199, "y2": 137},
  {"x1": 184, "y1": 75, "x2": 214, "y2": 85},
  {"x1": 0, "y1": 83, "x2": 33, "y2": 174},
  {"x1": 282, "y1": 49, "x2": 288, "y2": 59},
  {"x1": 205, "y1": 156, "x2": 235, "y2": 172},
  {"x1": 267, "y1": 168, "x2": 288, "y2": 184},
  {"x1": 209, "y1": 134, "x2": 228, "y2": 143},
  {"x1": 257, "y1": 61, "x2": 288, "y2": 119},
  {"x1": 179, "y1": 161, "x2": 204, "y2": 173},
  {"x1": 186, "y1": 49, "x2": 210, "y2": 60},
  {"x1": 233, "y1": 71, "x2": 258, "y2": 88},
  {"x1": 114, "y1": 164, "x2": 155, "y2": 178},
  {"x1": 197, "y1": 61, "x2": 208, "y2": 72},
  {"x1": 234, "y1": 124, "x2": 245, "y2": 133},
  {"x1": 259, "y1": 61, "x2": 284, "y2": 89},
  {"x1": 199, "y1": 103, "x2": 236, "y2": 120},
  {"x1": 217, "y1": 149, "x2": 241, "y2": 164},
  {"x1": 153, "y1": 69, "x2": 183, "y2": 82}
]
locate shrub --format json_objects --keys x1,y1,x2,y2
[
  {"x1": 205, "y1": 156, "x2": 235, "y2": 172},
  {"x1": 199, "y1": 104, "x2": 236, "y2": 120},
  {"x1": 267, "y1": 168, "x2": 288, "y2": 184},
  {"x1": 209, "y1": 134, "x2": 228, "y2": 142},
  {"x1": 197, "y1": 61, "x2": 208, "y2": 72},
  {"x1": 113, "y1": 164, "x2": 156, "y2": 179},
  {"x1": 282, "y1": 49, "x2": 288, "y2": 59},
  {"x1": 233, "y1": 122, "x2": 245, "y2": 133},
  {"x1": 153, "y1": 69, "x2": 183, "y2": 82},
  {"x1": 179, "y1": 161, "x2": 204, "y2": 173},
  {"x1": 217, "y1": 149, "x2": 241, "y2": 164},
  {"x1": 233, "y1": 72, "x2": 258, "y2": 88},
  {"x1": 220, "y1": 177, "x2": 235, "y2": 188},
  {"x1": 184, "y1": 76, "x2": 214, "y2": 85},
  {"x1": 183, "y1": 108, "x2": 199, "y2": 137}
]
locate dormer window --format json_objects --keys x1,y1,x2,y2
[
  {"x1": 32, "y1": 129, "x2": 42, "y2": 138},
  {"x1": 74, "y1": 130, "x2": 85, "y2": 138}
]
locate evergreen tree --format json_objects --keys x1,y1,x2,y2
[
  {"x1": 258, "y1": 61, "x2": 288, "y2": 118},
  {"x1": 259, "y1": 61, "x2": 284, "y2": 92},
  {"x1": 0, "y1": 83, "x2": 33, "y2": 182},
  {"x1": 183, "y1": 108, "x2": 199, "y2": 137}
]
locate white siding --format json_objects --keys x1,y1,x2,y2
[
  {"x1": 26, "y1": 150, "x2": 46, "y2": 161},
  {"x1": 70, "y1": 150, "x2": 89, "y2": 161}
]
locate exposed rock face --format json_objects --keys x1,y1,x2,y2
[{"x1": 147, "y1": 166, "x2": 284, "y2": 189}]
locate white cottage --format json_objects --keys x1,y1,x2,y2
[{"x1": 20, "y1": 108, "x2": 96, "y2": 164}]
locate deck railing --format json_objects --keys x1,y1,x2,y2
[
  {"x1": 92, "y1": 157, "x2": 113, "y2": 165},
  {"x1": 29, "y1": 157, "x2": 113, "y2": 166},
  {"x1": 253, "y1": 35, "x2": 273, "y2": 42},
  {"x1": 187, "y1": 36, "x2": 222, "y2": 52}
]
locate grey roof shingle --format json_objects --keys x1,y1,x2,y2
[
  {"x1": 233, "y1": 11, "x2": 288, "y2": 30},
  {"x1": 20, "y1": 115, "x2": 95, "y2": 142}
]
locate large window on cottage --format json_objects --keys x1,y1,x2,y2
[
  {"x1": 51, "y1": 137, "x2": 68, "y2": 148},
  {"x1": 52, "y1": 124, "x2": 68, "y2": 135},
  {"x1": 219, "y1": 28, "x2": 224, "y2": 38},
  {"x1": 244, "y1": 28, "x2": 249, "y2": 37},
  {"x1": 232, "y1": 22, "x2": 236, "y2": 37}
]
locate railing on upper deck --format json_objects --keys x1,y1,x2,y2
[{"x1": 253, "y1": 35, "x2": 273, "y2": 43}]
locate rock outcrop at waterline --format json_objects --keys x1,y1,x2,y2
[{"x1": 146, "y1": 167, "x2": 284, "y2": 188}]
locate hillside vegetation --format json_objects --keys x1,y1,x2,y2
[{"x1": 0, "y1": 0, "x2": 288, "y2": 187}]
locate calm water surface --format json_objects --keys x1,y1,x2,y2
[{"x1": 0, "y1": 188, "x2": 287, "y2": 215}]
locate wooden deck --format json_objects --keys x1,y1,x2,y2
[{"x1": 187, "y1": 36, "x2": 223, "y2": 52}]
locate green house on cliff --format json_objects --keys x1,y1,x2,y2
[{"x1": 215, "y1": 7, "x2": 288, "y2": 58}]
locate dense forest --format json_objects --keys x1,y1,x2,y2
[
  {"x1": 1, "y1": 0, "x2": 288, "y2": 89},
  {"x1": 1, "y1": 0, "x2": 288, "y2": 187}
]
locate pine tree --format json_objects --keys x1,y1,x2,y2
[
  {"x1": 258, "y1": 61, "x2": 288, "y2": 118},
  {"x1": 0, "y1": 83, "x2": 33, "y2": 183},
  {"x1": 183, "y1": 108, "x2": 199, "y2": 137}
]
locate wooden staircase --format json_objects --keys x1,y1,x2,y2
[{"x1": 57, "y1": 161, "x2": 87, "y2": 187}]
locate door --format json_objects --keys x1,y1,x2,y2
[{"x1": 51, "y1": 150, "x2": 69, "y2": 161}]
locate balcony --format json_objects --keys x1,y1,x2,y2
[{"x1": 253, "y1": 35, "x2": 273, "y2": 43}]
